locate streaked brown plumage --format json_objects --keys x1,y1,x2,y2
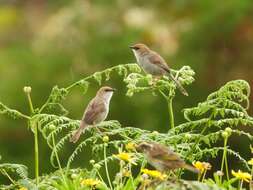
[
  {"x1": 70, "y1": 86, "x2": 115, "y2": 143},
  {"x1": 130, "y1": 43, "x2": 188, "y2": 96},
  {"x1": 137, "y1": 142, "x2": 198, "y2": 173}
]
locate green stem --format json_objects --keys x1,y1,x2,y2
[
  {"x1": 224, "y1": 152, "x2": 229, "y2": 180},
  {"x1": 25, "y1": 91, "x2": 39, "y2": 185},
  {"x1": 26, "y1": 93, "x2": 34, "y2": 114},
  {"x1": 95, "y1": 169, "x2": 106, "y2": 185},
  {"x1": 158, "y1": 90, "x2": 175, "y2": 129},
  {"x1": 52, "y1": 134, "x2": 67, "y2": 187},
  {"x1": 197, "y1": 173, "x2": 202, "y2": 181},
  {"x1": 220, "y1": 137, "x2": 228, "y2": 182},
  {"x1": 202, "y1": 170, "x2": 207, "y2": 182},
  {"x1": 104, "y1": 144, "x2": 113, "y2": 190},
  {"x1": 1, "y1": 169, "x2": 16, "y2": 185},
  {"x1": 34, "y1": 123, "x2": 39, "y2": 185},
  {"x1": 168, "y1": 97, "x2": 174, "y2": 129},
  {"x1": 239, "y1": 180, "x2": 243, "y2": 190}
]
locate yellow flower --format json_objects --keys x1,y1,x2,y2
[
  {"x1": 141, "y1": 168, "x2": 167, "y2": 180},
  {"x1": 114, "y1": 152, "x2": 136, "y2": 164},
  {"x1": 192, "y1": 161, "x2": 212, "y2": 173},
  {"x1": 248, "y1": 158, "x2": 253, "y2": 166},
  {"x1": 19, "y1": 187, "x2": 27, "y2": 190},
  {"x1": 126, "y1": 142, "x2": 136, "y2": 151},
  {"x1": 232, "y1": 170, "x2": 252, "y2": 183},
  {"x1": 81, "y1": 178, "x2": 101, "y2": 187}
]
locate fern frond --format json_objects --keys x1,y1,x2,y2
[{"x1": 0, "y1": 163, "x2": 28, "y2": 180}]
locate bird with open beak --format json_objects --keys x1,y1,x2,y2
[
  {"x1": 130, "y1": 43, "x2": 188, "y2": 96},
  {"x1": 70, "y1": 86, "x2": 116, "y2": 143},
  {"x1": 137, "y1": 142, "x2": 199, "y2": 173}
]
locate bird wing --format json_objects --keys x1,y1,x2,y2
[
  {"x1": 83, "y1": 97, "x2": 106, "y2": 124},
  {"x1": 148, "y1": 51, "x2": 170, "y2": 73},
  {"x1": 151, "y1": 143, "x2": 182, "y2": 162}
]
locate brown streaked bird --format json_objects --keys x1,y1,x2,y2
[
  {"x1": 130, "y1": 43, "x2": 188, "y2": 96},
  {"x1": 70, "y1": 86, "x2": 116, "y2": 143},
  {"x1": 137, "y1": 142, "x2": 199, "y2": 173}
]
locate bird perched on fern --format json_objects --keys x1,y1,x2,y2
[
  {"x1": 70, "y1": 86, "x2": 116, "y2": 143},
  {"x1": 137, "y1": 142, "x2": 199, "y2": 173},
  {"x1": 130, "y1": 43, "x2": 188, "y2": 96}
]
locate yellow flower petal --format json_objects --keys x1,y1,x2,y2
[
  {"x1": 19, "y1": 188, "x2": 27, "y2": 190},
  {"x1": 114, "y1": 152, "x2": 136, "y2": 164},
  {"x1": 232, "y1": 170, "x2": 252, "y2": 183},
  {"x1": 248, "y1": 158, "x2": 253, "y2": 166},
  {"x1": 81, "y1": 178, "x2": 101, "y2": 187},
  {"x1": 126, "y1": 142, "x2": 136, "y2": 151},
  {"x1": 141, "y1": 168, "x2": 167, "y2": 180},
  {"x1": 192, "y1": 161, "x2": 211, "y2": 173}
]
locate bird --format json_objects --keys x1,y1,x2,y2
[
  {"x1": 130, "y1": 43, "x2": 188, "y2": 96},
  {"x1": 137, "y1": 142, "x2": 199, "y2": 173},
  {"x1": 70, "y1": 86, "x2": 116, "y2": 143}
]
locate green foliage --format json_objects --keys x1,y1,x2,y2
[
  {"x1": 0, "y1": 163, "x2": 28, "y2": 180},
  {"x1": 0, "y1": 64, "x2": 252, "y2": 190}
]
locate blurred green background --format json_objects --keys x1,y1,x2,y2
[{"x1": 0, "y1": 0, "x2": 253, "y2": 180}]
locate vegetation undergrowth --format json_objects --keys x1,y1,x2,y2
[{"x1": 0, "y1": 63, "x2": 252, "y2": 190}]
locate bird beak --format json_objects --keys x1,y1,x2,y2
[
  {"x1": 110, "y1": 88, "x2": 116, "y2": 92},
  {"x1": 129, "y1": 45, "x2": 134, "y2": 49}
]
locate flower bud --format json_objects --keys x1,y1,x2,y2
[
  {"x1": 23, "y1": 86, "x2": 32, "y2": 94},
  {"x1": 152, "y1": 131, "x2": 159, "y2": 135},
  {"x1": 222, "y1": 131, "x2": 228, "y2": 138},
  {"x1": 89, "y1": 160, "x2": 95, "y2": 164},
  {"x1": 225, "y1": 127, "x2": 232, "y2": 136},
  {"x1": 215, "y1": 170, "x2": 224, "y2": 176},
  {"x1": 102, "y1": 136, "x2": 109, "y2": 143},
  {"x1": 94, "y1": 164, "x2": 101, "y2": 169}
]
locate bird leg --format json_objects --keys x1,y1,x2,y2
[{"x1": 94, "y1": 125, "x2": 103, "y2": 135}]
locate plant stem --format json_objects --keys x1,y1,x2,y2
[
  {"x1": 168, "y1": 97, "x2": 175, "y2": 129},
  {"x1": 158, "y1": 90, "x2": 175, "y2": 129},
  {"x1": 224, "y1": 152, "x2": 229, "y2": 180},
  {"x1": 202, "y1": 170, "x2": 207, "y2": 182},
  {"x1": 25, "y1": 90, "x2": 39, "y2": 185},
  {"x1": 34, "y1": 122, "x2": 39, "y2": 185},
  {"x1": 239, "y1": 180, "x2": 243, "y2": 190},
  {"x1": 95, "y1": 169, "x2": 106, "y2": 185},
  {"x1": 104, "y1": 144, "x2": 113, "y2": 190},
  {"x1": 52, "y1": 134, "x2": 67, "y2": 187},
  {"x1": 1, "y1": 169, "x2": 16, "y2": 185},
  {"x1": 220, "y1": 137, "x2": 228, "y2": 182}
]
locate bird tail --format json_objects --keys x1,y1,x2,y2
[
  {"x1": 70, "y1": 120, "x2": 87, "y2": 143},
  {"x1": 167, "y1": 73, "x2": 188, "y2": 96},
  {"x1": 183, "y1": 164, "x2": 199, "y2": 173}
]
